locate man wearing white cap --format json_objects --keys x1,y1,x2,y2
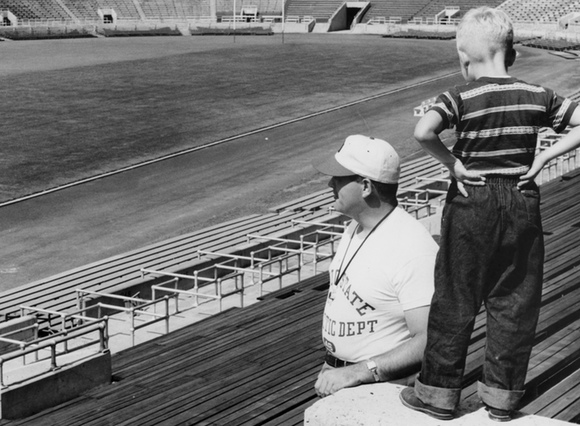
[{"x1": 313, "y1": 135, "x2": 438, "y2": 397}]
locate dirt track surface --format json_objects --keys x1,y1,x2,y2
[{"x1": 0, "y1": 34, "x2": 578, "y2": 291}]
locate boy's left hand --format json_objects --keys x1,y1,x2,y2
[
  {"x1": 518, "y1": 153, "x2": 548, "y2": 189},
  {"x1": 518, "y1": 166, "x2": 541, "y2": 189}
]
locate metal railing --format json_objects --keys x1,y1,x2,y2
[
  {"x1": 76, "y1": 289, "x2": 175, "y2": 347},
  {"x1": 196, "y1": 247, "x2": 301, "y2": 297},
  {"x1": 0, "y1": 317, "x2": 108, "y2": 388},
  {"x1": 245, "y1": 226, "x2": 341, "y2": 275},
  {"x1": 144, "y1": 266, "x2": 245, "y2": 311},
  {"x1": 19, "y1": 306, "x2": 106, "y2": 353}
]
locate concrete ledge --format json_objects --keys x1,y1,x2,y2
[
  {"x1": 1, "y1": 351, "x2": 111, "y2": 419},
  {"x1": 304, "y1": 383, "x2": 571, "y2": 425}
]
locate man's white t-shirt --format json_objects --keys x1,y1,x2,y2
[{"x1": 322, "y1": 207, "x2": 438, "y2": 363}]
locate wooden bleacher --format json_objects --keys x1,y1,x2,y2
[
  {"x1": 2, "y1": 167, "x2": 580, "y2": 424},
  {"x1": 0, "y1": 273, "x2": 329, "y2": 426},
  {"x1": 0, "y1": 208, "x2": 336, "y2": 323},
  {"x1": 0, "y1": 154, "x2": 443, "y2": 329}
]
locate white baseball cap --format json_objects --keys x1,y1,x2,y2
[{"x1": 314, "y1": 135, "x2": 401, "y2": 184}]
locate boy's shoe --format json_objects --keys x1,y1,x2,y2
[
  {"x1": 487, "y1": 406, "x2": 512, "y2": 422},
  {"x1": 399, "y1": 387, "x2": 454, "y2": 421}
]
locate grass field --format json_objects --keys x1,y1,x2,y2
[{"x1": 0, "y1": 34, "x2": 463, "y2": 203}]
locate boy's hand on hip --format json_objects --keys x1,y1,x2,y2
[
  {"x1": 448, "y1": 161, "x2": 485, "y2": 197},
  {"x1": 518, "y1": 157, "x2": 546, "y2": 189}
]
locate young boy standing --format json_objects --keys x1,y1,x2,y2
[{"x1": 400, "y1": 6, "x2": 580, "y2": 422}]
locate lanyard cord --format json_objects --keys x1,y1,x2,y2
[{"x1": 332, "y1": 207, "x2": 395, "y2": 286}]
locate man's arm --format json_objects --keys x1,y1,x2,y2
[
  {"x1": 414, "y1": 110, "x2": 485, "y2": 197},
  {"x1": 519, "y1": 108, "x2": 580, "y2": 187},
  {"x1": 314, "y1": 305, "x2": 429, "y2": 398}
]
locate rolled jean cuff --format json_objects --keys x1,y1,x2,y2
[
  {"x1": 478, "y1": 381, "x2": 525, "y2": 411},
  {"x1": 415, "y1": 376, "x2": 461, "y2": 411}
]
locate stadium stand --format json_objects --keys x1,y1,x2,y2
[
  {"x1": 59, "y1": 0, "x2": 144, "y2": 22},
  {"x1": 499, "y1": 0, "x2": 580, "y2": 23},
  {"x1": 361, "y1": 0, "x2": 508, "y2": 26},
  {"x1": 60, "y1": 0, "x2": 100, "y2": 21},
  {"x1": 216, "y1": 0, "x2": 284, "y2": 16},
  {"x1": 96, "y1": 0, "x2": 142, "y2": 20},
  {"x1": 139, "y1": 0, "x2": 180, "y2": 19},
  {"x1": 0, "y1": 0, "x2": 71, "y2": 22},
  {"x1": 363, "y1": 0, "x2": 432, "y2": 24},
  {"x1": 284, "y1": 0, "x2": 344, "y2": 23},
  {"x1": 0, "y1": 154, "x2": 446, "y2": 333},
  {"x1": 414, "y1": 0, "x2": 505, "y2": 23},
  {"x1": 0, "y1": 2, "x2": 579, "y2": 421},
  {"x1": 2, "y1": 165, "x2": 580, "y2": 424},
  {"x1": 0, "y1": 210, "x2": 335, "y2": 323}
]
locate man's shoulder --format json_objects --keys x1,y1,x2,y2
[{"x1": 380, "y1": 208, "x2": 438, "y2": 251}]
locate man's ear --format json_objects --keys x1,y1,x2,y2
[{"x1": 361, "y1": 178, "x2": 373, "y2": 198}]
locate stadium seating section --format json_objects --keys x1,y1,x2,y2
[
  {"x1": 62, "y1": 0, "x2": 144, "y2": 21},
  {"x1": 0, "y1": 0, "x2": 70, "y2": 21},
  {"x1": 0, "y1": 0, "x2": 579, "y2": 26},
  {"x1": 2, "y1": 162, "x2": 580, "y2": 424},
  {"x1": 139, "y1": 0, "x2": 210, "y2": 20},
  {"x1": 216, "y1": 0, "x2": 283, "y2": 17},
  {"x1": 284, "y1": 0, "x2": 343, "y2": 23},
  {"x1": 500, "y1": 0, "x2": 580, "y2": 23},
  {"x1": 96, "y1": 0, "x2": 142, "y2": 19},
  {"x1": 414, "y1": 0, "x2": 504, "y2": 22}
]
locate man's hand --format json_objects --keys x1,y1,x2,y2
[
  {"x1": 448, "y1": 159, "x2": 486, "y2": 197},
  {"x1": 314, "y1": 363, "x2": 362, "y2": 398}
]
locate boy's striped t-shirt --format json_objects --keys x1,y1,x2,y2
[{"x1": 430, "y1": 76, "x2": 578, "y2": 176}]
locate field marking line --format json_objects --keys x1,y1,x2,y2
[{"x1": 0, "y1": 71, "x2": 461, "y2": 208}]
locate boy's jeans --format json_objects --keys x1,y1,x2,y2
[{"x1": 417, "y1": 177, "x2": 544, "y2": 411}]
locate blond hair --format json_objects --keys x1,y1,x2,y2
[{"x1": 456, "y1": 7, "x2": 513, "y2": 62}]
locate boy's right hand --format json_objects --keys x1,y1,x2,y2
[{"x1": 448, "y1": 160, "x2": 486, "y2": 197}]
